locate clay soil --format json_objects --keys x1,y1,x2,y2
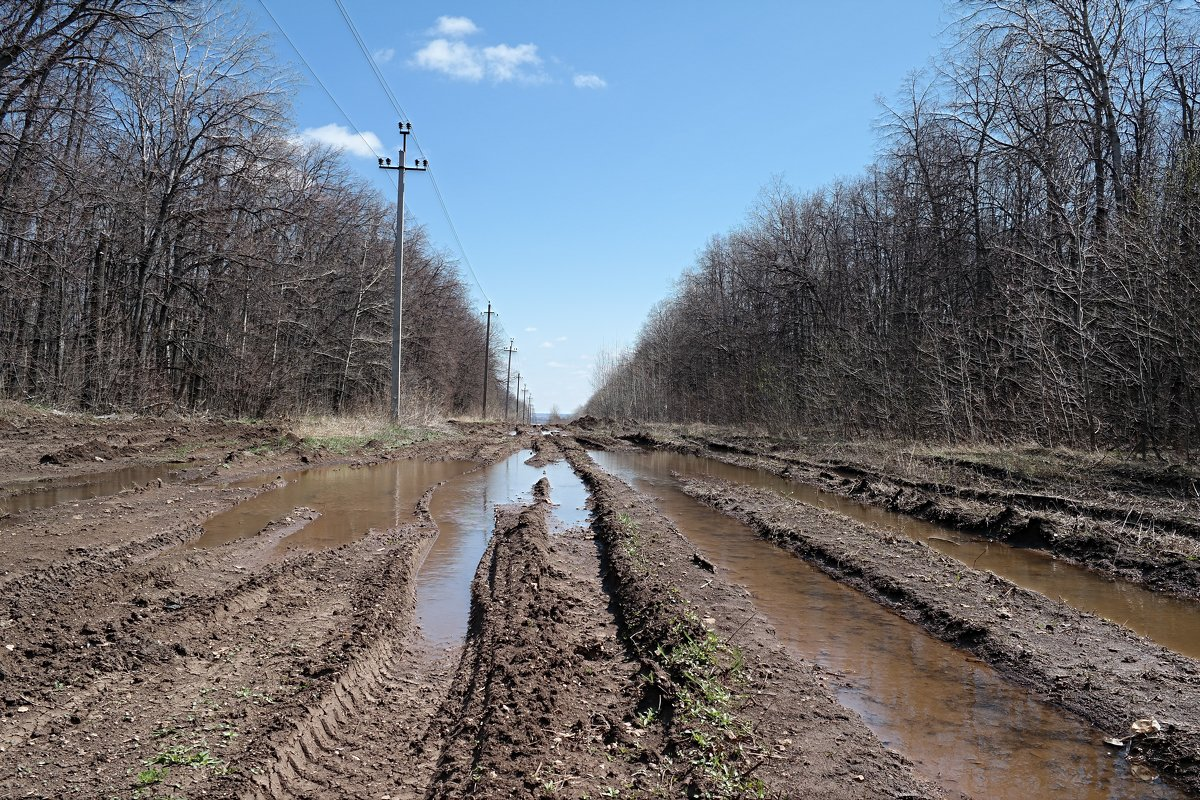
[{"x1": 1, "y1": 406, "x2": 1197, "y2": 797}]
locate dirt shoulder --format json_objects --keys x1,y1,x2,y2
[
  {"x1": 677, "y1": 473, "x2": 1200, "y2": 795},
  {"x1": 596, "y1": 422, "x2": 1200, "y2": 599},
  {"x1": 561, "y1": 440, "x2": 948, "y2": 799}
]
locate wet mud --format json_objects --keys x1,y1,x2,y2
[
  {"x1": 610, "y1": 424, "x2": 1200, "y2": 600},
  {"x1": 3, "y1": 406, "x2": 1199, "y2": 798},
  {"x1": 595, "y1": 450, "x2": 1189, "y2": 798},
  {"x1": 675, "y1": 474, "x2": 1200, "y2": 795}
]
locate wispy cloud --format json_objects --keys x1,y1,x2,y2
[
  {"x1": 483, "y1": 43, "x2": 541, "y2": 82},
  {"x1": 296, "y1": 123, "x2": 383, "y2": 158},
  {"x1": 432, "y1": 15, "x2": 479, "y2": 37},
  {"x1": 556, "y1": 336, "x2": 568, "y2": 342},
  {"x1": 373, "y1": 47, "x2": 395, "y2": 64},
  {"x1": 547, "y1": 361, "x2": 567, "y2": 369},
  {"x1": 573, "y1": 73, "x2": 607, "y2": 90},
  {"x1": 525, "y1": 326, "x2": 538, "y2": 333},
  {"x1": 412, "y1": 16, "x2": 543, "y2": 83},
  {"x1": 541, "y1": 341, "x2": 554, "y2": 349}
]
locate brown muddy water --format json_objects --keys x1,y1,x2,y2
[
  {"x1": 593, "y1": 451, "x2": 1186, "y2": 800},
  {"x1": 0, "y1": 463, "x2": 187, "y2": 520},
  {"x1": 605, "y1": 450, "x2": 1200, "y2": 661},
  {"x1": 417, "y1": 452, "x2": 590, "y2": 646},
  {"x1": 196, "y1": 459, "x2": 475, "y2": 548}
]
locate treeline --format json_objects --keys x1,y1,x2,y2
[
  {"x1": 585, "y1": 0, "x2": 1200, "y2": 454},
  {"x1": 0, "y1": 0, "x2": 494, "y2": 418}
]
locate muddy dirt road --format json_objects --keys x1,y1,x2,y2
[{"x1": 1, "y1": 407, "x2": 1197, "y2": 798}]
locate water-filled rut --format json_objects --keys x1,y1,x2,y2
[
  {"x1": 418, "y1": 451, "x2": 590, "y2": 645},
  {"x1": 608, "y1": 449, "x2": 1200, "y2": 660},
  {"x1": 196, "y1": 459, "x2": 475, "y2": 548},
  {"x1": 593, "y1": 450, "x2": 1186, "y2": 800},
  {"x1": 0, "y1": 462, "x2": 188, "y2": 520}
]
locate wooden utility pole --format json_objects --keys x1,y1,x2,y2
[
  {"x1": 480, "y1": 302, "x2": 495, "y2": 418},
  {"x1": 377, "y1": 122, "x2": 427, "y2": 420},
  {"x1": 502, "y1": 339, "x2": 517, "y2": 420}
]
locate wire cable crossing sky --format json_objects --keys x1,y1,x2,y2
[{"x1": 253, "y1": 0, "x2": 950, "y2": 412}]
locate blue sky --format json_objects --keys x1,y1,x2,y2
[{"x1": 247, "y1": 1, "x2": 953, "y2": 414}]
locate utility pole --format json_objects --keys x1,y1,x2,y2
[
  {"x1": 502, "y1": 339, "x2": 516, "y2": 421},
  {"x1": 513, "y1": 373, "x2": 521, "y2": 425},
  {"x1": 480, "y1": 302, "x2": 495, "y2": 419},
  {"x1": 523, "y1": 387, "x2": 530, "y2": 424},
  {"x1": 378, "y1": 122, "x2": 427, "y2": 421}
]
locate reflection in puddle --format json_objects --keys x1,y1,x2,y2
[
  {"x1": 600, "y1": 450, "x2": 1200, "y2": 660},
  {"x1": 196, "y1": 459, "x2": 475, "y2": 548},
  {"x1": 417, "y1": 451, "x2": 591, "y2": 646},
  {"x1": 0, "y1": 463, "x2": 187, "y2": 521},
  {"x1": 593, "y1": 451, "x2": 1184, "y2": 800}
]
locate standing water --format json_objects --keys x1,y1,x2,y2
[
  {"x1": 604, "y1": 449, "x2": 1200, "y2": 660},
  {"x1": 416, "y1": 451, "x2": 590, "y2": 646},
  {"x1": 195, "y1": 459, "x2": 475, "y2": 548},
  {"x1": 1, "y1": 463, "x2": 187, "y2": 521},
  {"x1": 593, "y1": 451, "x2": 1186, "y2": 800}
]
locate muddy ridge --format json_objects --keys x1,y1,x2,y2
[
  {"x1": 613, "y1": 425, "x2": 1200, "y2": 599},
  {"x1": 563, "y1": 441, "x2": 946, "y2": 799}
]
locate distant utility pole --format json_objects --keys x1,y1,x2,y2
[
  {"x1": 523, "y1": 388, "x2": 530, "y2": 424},
  {"x1": 513, "y1": 373, "x2": 521, "y2": 425},
  {"x1": 502, "y1": 339, "x2": 517, "y2": 421},
  {"x1": 377, "y1": 122, "x2": 427, "y2": 421},
  {"x1": 480, "y1": 302, "x2": 495, "y2": 418}
]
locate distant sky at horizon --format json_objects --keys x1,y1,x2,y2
[{"x1": 246, "y1": 0, "x2": 954, "y2": 413}]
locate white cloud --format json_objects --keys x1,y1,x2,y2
[
  {"x1": 573, "y1": 73, "x2": 607, "y2": 90},
  {"x1": 373, "y1": 47, "x2": 395, "y2": 63},
  {"x1": 541, "y1": 341, "x2": 554, "y2": 349},
  {"x1": 296, "y1": 123, "x2": 383, "y2": 158},
  {"x1": 525, "y1": 326, "x2": 538, "y2": 332},
  {"x1": 547, "y1": 361, "x2": 567, "y2": 369},
  {"x1": 556, "y1": 336, "x2": 568, "y2": 342},
  {"x1": 412, "y1": 18, "x2": 543, "y2": 83},
  {"x1": 433, "y1": 16, "x2": 479, "y2": 38},
  {"x1": 413, "y1": 39, "x2": 484, "y2": 81}
]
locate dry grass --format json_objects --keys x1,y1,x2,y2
[{"x1": 289, "y1": 412, "x2": 452, "y2": 454}]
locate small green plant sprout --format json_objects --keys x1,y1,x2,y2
[
  {"x1": 634, "y1": 707, "x2": 658, "y2": 728},
  {"x1": 148, "y1": 744, "x2": 223, "y2": 769},
  {"x1": 134, "y1": 766, "x2": 166, "y2": 787},
  {"x1": 235, "y1": 686, "x2": 275, "y2": 704}
]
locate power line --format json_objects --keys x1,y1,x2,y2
[
  {"x1": 328, "y1": 0, "x2": 491, "y2": 304},
  {"x1": 423, "y1": 168, "x2": 489, "y2": 302},
  {"x1": 256, "y1": 0, "x2": 391, "y2": 176},
  {"x1": 332, "y1": 0, "x2": 408, "y2": 119}
]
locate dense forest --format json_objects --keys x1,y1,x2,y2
[
  {"x1": 585, "y1": 0, "x2": 1200, "y2": 454},
  {"x1": 0, "y1": 0, "x2": 501, "y2": 418}
]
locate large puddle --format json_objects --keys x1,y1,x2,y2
[
  {"x1": 593, "y1": 451, "x2": 1185, "y2": 800},
  {"x1": 196, "y1": 460, "x2": 475, "y2": 548},
  {"x1": 602, "y1": 450, "x2": 1200, "y2": 660},
  {"x1": 0, "y1": 463, "x2": 187, "y2": 520},
  {"x1": 416, "y1": 452, "x2": 590, "y2": 646}
]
